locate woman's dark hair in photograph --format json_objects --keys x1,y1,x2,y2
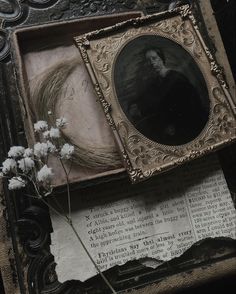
[{"x1": 143, "y1": 47, "x2": 166, "y2": 65}]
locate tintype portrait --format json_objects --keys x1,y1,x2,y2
[
  {"x1": 76, "y1": 6, "x2": 236, "y2": 182},
  {"x1": 114, "y1": 35, "x2": 210, "y2": 146}
]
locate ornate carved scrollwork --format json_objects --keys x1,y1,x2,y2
[
  {"x1": 0, "y1": 0, "x2": 59, "y2": 61},
  {"x1": 70, "y1": 0, "x2": 137, "y2": 16},
  {"x1": 48, "y1": 0, "x2": 139, "y2": 21},
  {"x1": 17, "y1": 204, "x2": 52, "y2": 257},
  {"x1": 27, "y1": 252, "x2": 88, "y2": 294},
  {"x1": 25, "y1": 0, "x2": 59, "y2": 8},
  {"x1": 2, "y1": 1, "x2": 236, "y2": 294},
  {"x1": 0, "y1": 0, "x2": 23, "y2": 60},
  {"x1": 0, "y1": 28, "x2": 8, "y2": 60},
  {"x1": 0, "y1": 0, "x2": 21, "y2": 20}
]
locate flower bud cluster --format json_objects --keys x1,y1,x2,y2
[{"x1": 0, "y1": 117, "x2": 74, "y2": 194}]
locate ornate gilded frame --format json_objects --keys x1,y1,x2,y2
[{"x1": 75, "y1": 4, "x2": 236, "y2": 183}]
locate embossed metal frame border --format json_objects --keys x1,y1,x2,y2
[{"x1": 75, "y1": 4, "x2": 236, "y2": 183}]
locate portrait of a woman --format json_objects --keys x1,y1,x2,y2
[
  {"x1": 114, "y1": 36, "x2": 210, "y2": 146},
  {"x1": 128, "y1": 47, "x2": 209, "y2": 145}
]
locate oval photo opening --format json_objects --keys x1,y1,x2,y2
[{"x1": 114, "y1": 35, "x2": 210, "y2": 146}]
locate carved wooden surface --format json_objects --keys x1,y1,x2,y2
[{"x1": 0, "y1": 1, "x2": 236, "y2": 293}]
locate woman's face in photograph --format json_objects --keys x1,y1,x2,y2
[{"x1": 145, "y1": 50, "x2": 164, "y2": 73}]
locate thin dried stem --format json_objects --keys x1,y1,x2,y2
[
  {"x1": 69, "y1": 222, "x2": 117, "y2": 294},
  {"x1": 39, "y1": 197, "x2": 117, "y2": 293},
  {"x1": 40, "y1": 197, "x2": 68, "y2": 223},
  {"x1": 51, "y1": 194, "x2": 67, "y2": 216},
  {"x1": 59, "y1": 158, "x2": 71, "y2": 220}
]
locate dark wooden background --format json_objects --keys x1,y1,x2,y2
[{"x1": 0, "y1": 0, "x2": 235, "y2": 293}]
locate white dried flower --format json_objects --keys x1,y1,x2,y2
[
  {"x1": 34, "y1": 142, "x2": 49, "y2": 158},
  {"x1": 8, "y1": 177, "x2": 26, "y2": 190},
  {"x1": 37, "y1": 165, "x2": 53, "y2": 182},
  {"x1": 2, "y1": 158, "x2": 17, "y2": 174},
  {"x1": 18, "y1": 157, "x2": 35, "y2": 173},
  {"x1": 46, "y1": 141, "x2": 56, "y2": 153},
  {"x1": 24, "y1": 148, "x2": 33, "y2": 157},
  {"x1": 43, "y1": 131, "x2": 50, "y2": 139},
  {"x1": 8, "y1": 146, "x2": 25, "y2": 158},
  {"x1": 34, "y1": 141, "x2": 56, "y2": 158},
  {"x1": 34, "y1": 121, "x2": 48, "y2": 132},
  {"x1": 49, "y1": 127, "x2": 60, "y2": 138},
  {"x1": 60, "y1": 143, "x2": 74, "y2": 159},
  {"x1": 56, "y1": 117, "x2": 67, "y2": 128}
]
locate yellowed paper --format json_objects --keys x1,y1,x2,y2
[{"x1": 50, "y1": 154, "x2": 236, "y2": 282}]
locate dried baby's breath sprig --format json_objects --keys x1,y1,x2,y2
[
  {"x1": 8, "y1": 146, "x2": 25, "y2": 158},
  {"x1": 8, "y1": 177, "x2": 26, "y2": 190},
  {"x1": 34, "y1": 120, "x2": 48, "y2": 132},
  {"x1": 37, "y1": 164, "x2": 53, "y2": 182},
  {"x1": 49, "y1": 127, "x2": 60, "y2": 139},
  {"x1": 18, "y1": 157, "x2": 35, "y2": 173},
  {"x1": 56, "y1": 117, "x2": 67, "y2": 128},
  {"x1": 0, "y1": 117, "x2": 117, "y2": 294},
  {"x1": 60, "y1": 143, "x2": 74, "y2": 160},
  {"x1": 24, "y1": 148, "x2": 33, "y2": 158},
  {"x1": 1, "y1": 158, "x2": 17, "y2": 174}
]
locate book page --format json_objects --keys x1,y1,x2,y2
[{"x1": 50, "y1": 154, "x2": 236, "y2": 282}]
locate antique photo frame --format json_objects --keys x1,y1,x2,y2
[{"x1": 75, "y1": 4, "x2": 236, "y2": 183}]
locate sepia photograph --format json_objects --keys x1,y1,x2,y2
[
  {"x1": 77, "y1": 5, "x2": 236, "y2": 183},
  {"x1": 114, "y1": 35, "x2": 210, "y2": 145}
]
